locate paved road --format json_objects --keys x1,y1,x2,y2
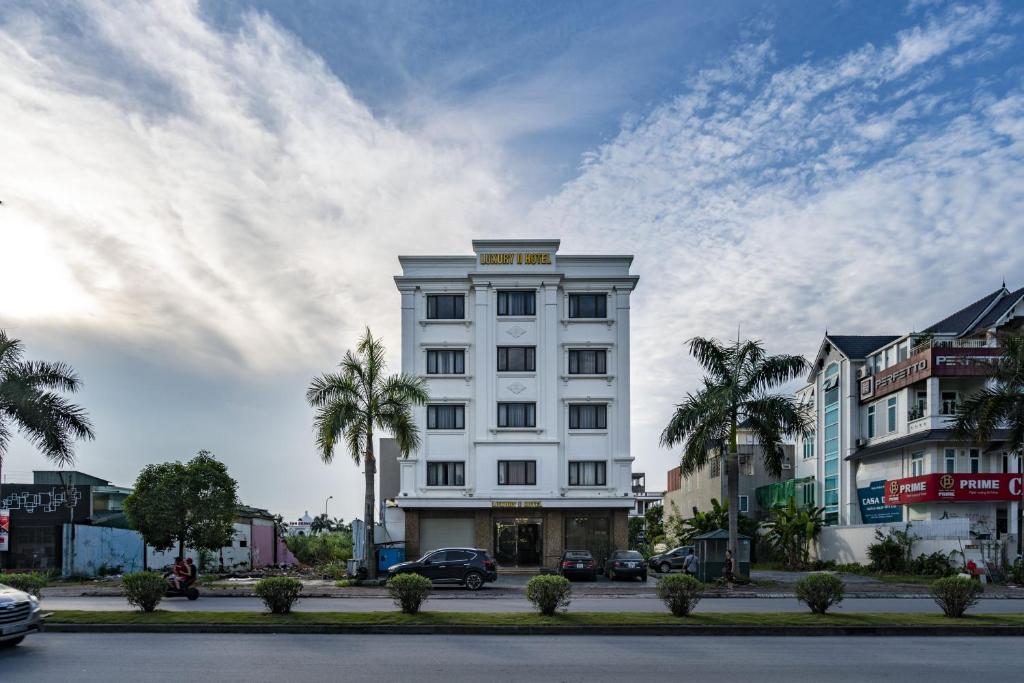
[
  {"x1": 41, "y1": 594, "x2": 1024, "y2": 613},
  {"x1": 1, "y1": 634, "x2": 1020, "y2": 682}
]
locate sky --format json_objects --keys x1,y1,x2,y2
[{"x1": 1, "y1": 0, "x2": 1022, "y2": 523}]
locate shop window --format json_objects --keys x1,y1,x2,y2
[
  {"x1": 568, "y1": 293, "x2": 607, "y2": 318},
  {"x1": 426, "y1": 294, "x2": 464, "y2": 320},
  {"x1": 564, "y1": 516, "x2": 610, "y2": 564}
]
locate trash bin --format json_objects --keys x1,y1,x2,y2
[{"x1": 378, "y1": 546, "x2": 406, "y2": 572}]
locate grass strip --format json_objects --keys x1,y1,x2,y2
[{"x1": 46, "y1": 611, "x2": 1024, "y2": 627}]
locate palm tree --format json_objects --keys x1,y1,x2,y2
[
  {"x1": 0, "y1": 330, "x2": 94, "y2": 485},
  {"x1": 763, "y1": 497, "x2": 825, "y2": 569},
  {"x1": 952, "y1": 332, "x2": 1024, "y2": 454},
  {"x1": 306, "y1": 328, "x2": 428, "y2": 579},
  {"x1": 660, "y1": 336, "x2": 809, "y2": 566}
]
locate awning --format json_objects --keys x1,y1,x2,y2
[{"x1": 846, "y1": 429, "x2": 1011, "y2": 462}]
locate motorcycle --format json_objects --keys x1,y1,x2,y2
[{"x1": 163, "y1": 572, "x2": 200, "y2": 600}]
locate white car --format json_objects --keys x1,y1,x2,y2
[{"x1": 0, "y1": 583, "x2": 44, "y2": 647}]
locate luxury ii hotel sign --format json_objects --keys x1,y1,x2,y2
[{"x1": 479, "y1": 253, "x2": 552, "y2": 265}]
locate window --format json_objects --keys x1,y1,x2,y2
[
  {"x1": 497, "y1": 290, "x2": 535, "y2": 316},
  {"x1": 569, "y1": 404, "x2": 607, "y2": 430},
  {"x1": 945, "y1": 448, "x2": 957, "y2": 474},
  {"x1": 426, "y1": 294, "x2": 464, "y2": 320},
  {"x1": 803, "y1": 430, "x2": 815, "y2": 459},
  {"x1": 427, "y1": 404, "x2": 465, "y2": 430},
  {"x1": 941, "y1": 391, "x2": 959, "y2": 416},
  {"x1": 969, "y1": 448, "x2": 981, "y2": 474},
  {"x1": 898, "y1": 344, "x2": 909, "y2": 362},
  {"x1": 867, "y1": 405, "x2": 876, "y2": 438},
  {"x1": 823, "y1": 363, "x2": 840, "y2": 524},
  {"x1": 497, "y1": 402, "x2": 536, "y2": 428},
  {"x1": 710, "y1": 457, "x2": 721, "y2": 478},
  {"x1": 426, "y1": 462, "x2": 465, "y2": 486},
  {"x1": 886, "y1": 396, "x2": 897, "y2": 433},
  {"x1": 498, "y1": 460, "x2": 536, "y2": 485},
  {"x1": 239, "y1": 539, "x2": 248, "y2": 548},
  {"x1": 497, "y1": 346, "x2": 535, "y2": 372},
  {"x1": 444, "y1": 550, "x2": 473, "y2": 562},
  {"x1": 911, "y1": 451, "x2": 924, "y2": 477},
  {"x1": 911, "y1": 391, "x2": 927, "y2": 420},
  {"x1": 568, "y1": 293, "x2": 607, "y2": 318},
  {"x1": 426, "y1": 349, "x2": 465, "y2": 374},
  {"x1": 569, "y1": 461, "x2": 607, "y2": 486},
  {"x1": 738, "y1": 495, "x2": 749, "y2": 513},
  {"x1": 568, "y1": 349, "x2": 607, "y2": 375}
]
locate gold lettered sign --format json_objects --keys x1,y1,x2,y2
[
  {"x1": 491, "y1": 500, "x2": 543, "y2": 508},
  {"x1": 480, "y1": 253, "x2": 552, "y2": 265}
]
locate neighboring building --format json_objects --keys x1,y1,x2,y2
[
  {"x1": 393, "y1": 239, "x2": 638, "y2": 568},
  {"x1": 0, "y1": 471, "x2": 132, "y2": 572},
  {"x1": 286, "y1": 511, "x2": 313, "y2": 537},
  {"x1": 629, "y1": 472, "x2": 663, "y2": 518},
  {"x1": 798, "y1": 285, "x2": 1023, "y2": 555},
  {"x1": 662, "y1": 427, "x2": 795, "y2": 522}
]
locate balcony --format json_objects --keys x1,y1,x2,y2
[{"x1": 910, "y1": 337, "x2": 995, "y2": 357}]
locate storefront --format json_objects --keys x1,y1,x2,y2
[{"x1": 883, "y1": 472, "x2": 1022, "y2": 539}]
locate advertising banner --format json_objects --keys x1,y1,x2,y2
[
  {"x1": 858, "y1": 481, "x2": 903, "y2": 523},
  {"x1": 0, "y1": 508, "x2": 9, "y2": 552},
  {"x1": 884, "y1": 473, "x2": 1023, "y2": 506}
]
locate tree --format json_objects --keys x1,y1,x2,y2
[
  {"x1": 124, "y1": 451, "x2": 239, "y2": 558},
  {"x1": 310, "y1": 514, "x2": 344, "y2": 534},
  {"x1": 953, "y1": 332, "x2": 1024, "y2": 455},
  {"x1": 644, "y1": 504, "x2": 664, "y2": 541},
  {"x1": 660, "y1": 337, "x2": 809, "y2": 568},
  {"x1": 668, "y1": 498, "x2": 758, "y2": 545},
  {"x1": 762, "y1": 496, "x2": 825, "y2": 569},
  {"x1": 306, "y1": 328, "x2": 428, "y2": 579},
  {"x1": 0, "y1": 330, "x2": 94, "y2": 485}
]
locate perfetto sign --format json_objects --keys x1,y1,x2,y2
[{"x1": 884, "y1": 473, "x2": 1023, "y2": 505}]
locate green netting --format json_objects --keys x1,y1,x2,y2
[{"x1": 755, "y1": 477, "x2": 815, "y2": 509}]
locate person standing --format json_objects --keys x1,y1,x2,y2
[
  {"x1": 722, "y1": 549, "x2": 735, "y2": 590},
  {"x1": 682, "y1": 548, "x2": 699, "y2": 580}
]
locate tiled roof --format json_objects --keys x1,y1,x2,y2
[
  {"x1": 826, "y1": 335, "x2": 899, "y2": 359},
  {"x1": 976, "y1": 287, "x2": 1024, "y2": 329},
  {"x1": 923, "y1": 287, "x2": 1004, "y2": 335}
]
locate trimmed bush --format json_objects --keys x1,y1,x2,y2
[
  {"x1": 255, "y1": 577, "x2": 303, "y2": 614},
  {"x1": 0, "y1": 572, "x2": 48, "y2": 598},
  {"x1": 931, "y1": 576, "x2": 982, "y2": 618},
  {"x1": 526, "y1": 575, "x2": 572, "y2": 616},
  {"x1": 794, "y1": 573, "x2": 845, "y2": 614},
  {"x1": 387, "y1": 573, "x2": 432, "y2": 614},
  {"x1": 656, "y1": 574, "x2": 704, "y2": 617},
  {"x1": 314, "y1": 560, "x2": 349, "y2": 580},
  {"x1": 122, "y1": 571, "x2": 168, "y2": 612}
]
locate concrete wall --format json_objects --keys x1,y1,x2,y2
[
  {"x1": 61, "y1": 524, "x2": 145, "y2": 577},
  {"x1": 815, "y1": 518, "x2": 972, "y2": 564}
]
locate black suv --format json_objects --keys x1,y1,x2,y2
[{"x1": 386, "y1": 547, "x2": 498, "y2": 590}]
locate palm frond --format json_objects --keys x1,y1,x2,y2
[
  {"x1": 745, "y1": 353, "x2": 808, "y2": 394},
  {"x1": 312, "y1": 399, "x2": 362, "y2": 464},
  {"x1": 687, "y1": 337, "x2": 732, "y2": 382},
  {"x1": 13, "y1": 360, "x2": 82, "y2": 392},
  {"x1": 0, "y1": 330, "x2": 25, "y2": 371},
  {"x1": 744, "y1": 394, "x2": 809, "y2": 478},
  {"x1": 306, "y1": 371, "x2": 360, "y2": 408}
]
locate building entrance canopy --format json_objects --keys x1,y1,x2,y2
[{"x1": 884, "y1": 473, "x2": 1023, "y2": 505}]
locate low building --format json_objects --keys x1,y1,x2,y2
[
  {"x1": 286, "y1": 511, "x2": 313, "y2": 537},
  {"x1": 662, "y1": 427, "x2": 795, "y2": 522},
  {"x1": 797, "y1": 284, "x2": 1023, "y2": 563},
  {"x1": 629, "y1": 473, "x2": 662, "y2": 518}
]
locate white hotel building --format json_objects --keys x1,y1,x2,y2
[
  {"x1": 794, "y1": 285, "x2": 1023, "y2": 558},
  {"x1": 392, "y1": 240, "x2": 638, "y2": 567}
]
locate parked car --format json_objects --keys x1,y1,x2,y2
[
  {"x1": 604, "y1": 550, "x2": 648, "y2": 582},
  {"x1": 387, "y1": 547, "x2": 497, "y2": 590},
  {"x1": 558, "y1": 550, "x2": 598, "y2": 581},
  {"x1": 0, "y1": 582, "x2": 44, "y2": 647},
  {"x1": 648, "y1": 545, "x2": 694, "y2": 574}
]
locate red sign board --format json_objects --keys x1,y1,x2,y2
[
  {"x1": 0, "y1": 509, "x2": 8, "y2": 552},
  {"x1": 885, "y1": 473, "x2": 1023, "y2": 505}
]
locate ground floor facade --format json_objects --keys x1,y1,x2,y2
[{"x1": 402, "y1": 506, "x2": 629, "y2": 569}]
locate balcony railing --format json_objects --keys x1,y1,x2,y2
[
  {"x1": 908, "y1": 407, "x2": 925, "y2": 421},
  {"x1": 910, "y1": 337, "x2": 995, "y2": 357}
]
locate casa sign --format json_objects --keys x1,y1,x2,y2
[
  {"x1": 884, "y1": 473, "x2": 1023, "y2": 505},
  {"x1": 479, "y1": 252, "x2": 552, "y2": 265}
]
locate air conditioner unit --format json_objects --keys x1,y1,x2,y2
[
  {"x1": 856, "y1": 438, "x2": 867, "y2": 448},
  {"x1": 782, "y1": 461, "x2": 792, "y2": 470},
  {"x1": 856, "y1": 367, "x2": 869, "y2": 379}
]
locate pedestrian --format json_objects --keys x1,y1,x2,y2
[
  {"x1": 722, "y1": 548, "x2": 735, "y2": 590},
  {"x1": 682, "y1": 547, "x2": 699, "y2": 579}
]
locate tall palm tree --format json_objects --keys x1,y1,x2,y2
[
  {"x1": 660, "y1": 337, "x2": 809, "y2": 565},
  {"x1": 953, "y1": 332, "x2": 1024, "y2": 454},
  {"x1": 306, "y1": 328, "x2": 428, "y2": 579},
  {"x1": 0, "y1": 330, "x2": 94, "y2": 486}
]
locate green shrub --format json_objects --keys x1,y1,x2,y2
[
  {"x1": 656, "y1": 574, "x2": 704, "y2": 617},
  {"x1": 254, "y1": 576, "x2": 303, "y2": 614},
  {"x1": 909, "y1": 551, "x2": 958, "y2": 577},
  {"x1": 794, "y1": 573, "x2": 845, "y2": 614},
  {"x1": 314, "y1": 560, "x2": 349, "y2": 580},
  {"x1": 0, "y1": 572, "x2": 48, "y2": 597},
  {"x1": 867, "y1": 525, "x2": 917, "y2": 573},
  {"x1": 1010, "y1": 560, "x2": 1024, "y2": 586},
  {"x1": 526, "y1": 575, "x2": 572, "y2": 616},
  {"x1": 931, "y1": 576, "x2": 982, "y2": 618},
  {"x1": 122, "y1": 571, "x2": 168, "y2": 612},
  {"x1": 284, "y1": 531, "x2": 353, "y2": 566},
  {"x1": 387, "y1": 573, "x2": 432, "y2": 614}
]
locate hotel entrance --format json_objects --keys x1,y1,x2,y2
[{"x1": 494, "y1": 518, "x2": 542, "y2": 567}]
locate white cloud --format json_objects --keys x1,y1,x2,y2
[
  {"x1": 531, "y1": 1, "x2": 1024, "y2": 480},
  {"x1": 0, "y1": 0, "x2": 511, "y2": 372}
]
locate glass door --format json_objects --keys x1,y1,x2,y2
[{"x1": 493, "y1": 518, "x2": 543, "y2": 567}]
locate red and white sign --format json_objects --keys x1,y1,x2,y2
[
  {"x1": 885, "y1": 474, "x2": 1023, "y2": 505},
  {"x1": 0, "y1": 509, "x2": 9, "y2": 552}
]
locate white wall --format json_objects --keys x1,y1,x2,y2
[{"x1": 815, "y1": 518, "x2": 972, "y2": 564}]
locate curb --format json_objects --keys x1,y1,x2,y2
[{"x1": 42, "y1": 623, "x2": 1024, "y2": 637}]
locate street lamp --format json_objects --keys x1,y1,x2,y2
[{"x1": 325, "y1": 495, "x2": 333, "y2": 519}]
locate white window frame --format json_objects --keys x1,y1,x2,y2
[
  {"x1": 911, "y1": 451, "x2": 925, "y2": 477},
  {"x1": 886, "y1": 396, "x2": 898, "y2": 434},
  {"x1": 738, "y1": 495, "x2": 749, "y2": 513}
]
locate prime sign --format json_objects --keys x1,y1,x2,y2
[{"x1": 884, "y1": 473, "x2": 1023, "y2": 505}]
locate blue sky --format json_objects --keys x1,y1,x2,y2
[{"x1": 1, "y1": 0, "x2": 1022, "y2": 522}]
